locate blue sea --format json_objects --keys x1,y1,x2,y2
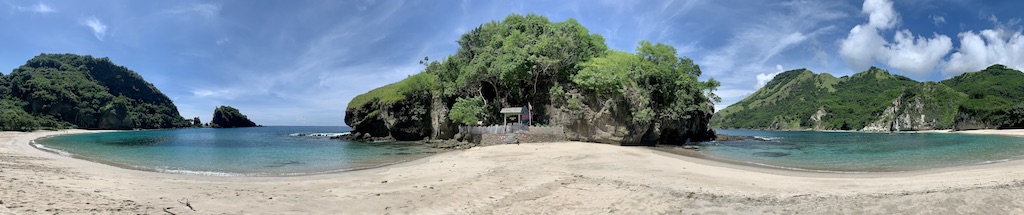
[
  {"x1": 34, "y1": 127, "x2": 1024, "y2": 175},
  {"x1": 33, "y1": 126, "x2": 441, "y2": 176},
  {"x1": 705, "y1": 129, "x2": 1024, "y2": 173}
]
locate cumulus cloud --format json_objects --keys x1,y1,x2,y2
[
  {"x1": 81, "y1": 17, "x2": 107, "y2": 41},
  {"x1": 14, "y1": 2, "x2": 55, "y2": 13},
  {"x1": 942, "y1": 28, "x2": 1024, "y2": 76},
  {"x1": 755, "y1": 65, "x2": 785, "y2": 88},
  {"x1": 880, "y1": 30, "x2": 953, "y2": 75},
  {"x1": 838, "y1": 0, "x2": 952, "y2": 76}
]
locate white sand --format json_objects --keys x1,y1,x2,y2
[{"x1": 3, "y1": 129, "x2": 1024, "y2": 214}]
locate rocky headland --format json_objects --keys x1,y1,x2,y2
[{"x1": 342, "y1": 14, "x2": 719, "y2": 146}]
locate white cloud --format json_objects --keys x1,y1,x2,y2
[
  {"x1": 14, "y1": 2, "x2": 55, "y2": 13},
  {"x1": 167, "y1": 3, "x2": 222, "y2": 19},
  {"x1": 880, "y1": 30, "x2": 953, "y2": 75},
  {"x1": 862, "y1": 0, "x2": 898, "y2": 30},
  {"x1": 216, "y1": 38, "x2": 231, "y2": 45},
  {"x1": 942, "y1": 28, "x2": 1024, "y2": 76},
  {"x1": 81, "y1": 17, "x2": 108, "y2": 41},
  {"x1": 838, "y1": 0, "x2": 952, "y2": 76},
  {"x1": 931, "y1": 15, "x2": 945, "y2": 26},
  {"x1": 755, "y1": 65, "x2": 785, "y2": 88}
]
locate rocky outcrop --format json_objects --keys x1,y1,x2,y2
[
  {"x1": 861, "y1": 83, "x2": 966, "y2": 132},
  {"x1": 951, "y1": 111, "x2": 996, "y2": 130},
  {"x1": 344, "y1": 93, "x2": 438, "y2": 141},
  {"x1": 809, "y1": 107, "x2": 828, "y2": 130},
  {"x1": 429, "y1": 96, "x2": 458, "y2": 140},
  {"x1": 545, "y1": 91, "x2": 713, "y2": 146},
  {"x1": 210, "y1": 106, "x2": 257, "y2": 128}
]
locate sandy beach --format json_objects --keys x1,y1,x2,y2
[{"x1": 3, "y1": 130, "x2": 1024, "y2": 214}]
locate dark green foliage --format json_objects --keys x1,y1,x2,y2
[
  {"x1": 432, "y1": 14, "x2": 608, "y2": 109},
  {"x1": 448, "y1": 97, "x2": 485, "y2": 125},
  {"x1": 349, "y1": 14, "x2": 610, "y2": 124},
  {"x1": 192, "y1": 117, "x2": 203, "y2": 127},
  {"x1": 0, "y1": 54, "x2": 188, "y2": 130},
  {"x1": 209, "y1": 106, "x2": 257, "y2": 128},
  {"x1": 571, "y1": 42, "x2": 718, "y2": 124}
]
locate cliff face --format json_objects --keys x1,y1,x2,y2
[
  {"x1": 862, "y1": 83, "x2": 966, "y2": 132},
  {"x1": 344, "y1": 93, "x2": 438, "y2": 141},
  {"x1": 210, "y1": 106, "x2": 257, "y2": 128}
]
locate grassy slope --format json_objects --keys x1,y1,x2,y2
[{"x1": 346, "y1": 72, "x2": 437, "y2": 110}]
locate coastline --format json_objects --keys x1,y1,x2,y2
[{"x1": 3, "y1": 130, "x2": 1024, "y2": 213}]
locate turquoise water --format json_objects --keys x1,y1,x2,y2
[
  {"x1": 34, "y1": 126, "x2": 441, "y2": 176},
  {"x1": 705, "y1": 129, "x2": 1024, "y2": 172}
]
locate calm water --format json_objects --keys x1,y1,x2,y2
[
  {"x1": 706, "y1": 129, "x2": 1024, "y2": 172},
  {"x1": 34, "y1": 126, "x2": 441, "y2": 176}
]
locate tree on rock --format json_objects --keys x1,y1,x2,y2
[{"x1": 209, "y1": 106, "x2": 257, "y2": 128}]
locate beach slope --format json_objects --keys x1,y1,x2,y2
[{"x1": 3, "y1": 130, "x2": 1024, "y2": 214}]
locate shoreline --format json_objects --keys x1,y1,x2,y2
[{"x1": 4, "y1": 130, "x2": 1024, "y2": 213}]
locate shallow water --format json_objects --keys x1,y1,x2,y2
[
  {"x1": 35, "y1": 126, "x2": 441, "y2": 176},
  {"x1": 704, "y1": 129, "x2": 1024, "y2": 172}
]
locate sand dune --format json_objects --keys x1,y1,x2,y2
[{"x1": 3, "y1": 130, "x2": 1024, "y2": 214}]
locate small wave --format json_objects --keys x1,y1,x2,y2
[
  {"x1": 32, "y1": 143, "x2": 73, "y2": 157},
  {"x1": 290, "y1": 132, "x2": 349, "y2": 137},
  {"x1": 754, "y1": 136, "x2": 782, "y2": 141},
  {"x1": 976, "y1": 159, "x2": 1011, "y2": 165},
  {"x1": 743, "y1": 161, "x2": 871, "y2": 174},
  {"x1": 155, "y1": 168, "x2": 249, "y2": 177}
]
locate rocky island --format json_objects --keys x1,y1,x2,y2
[{"x1": 209, "y1": 106, "x2": 258, "y2": 128}]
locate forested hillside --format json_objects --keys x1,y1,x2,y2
[
  {"x1": 712, "y1": 65, "x2": 1024, "y2": 131},
  {"x1": 0, "y1": 54, "x2": 188, "y2": 130}
]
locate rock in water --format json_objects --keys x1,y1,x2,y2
[{"x1": 209, "y1": 106, "x2": 257, "y2": 128}]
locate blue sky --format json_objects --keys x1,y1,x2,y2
[{"x1": 2, "y1": 0, "x2": 1023, "y2": 126}]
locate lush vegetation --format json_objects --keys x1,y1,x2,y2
[
  {"x1": 569, "y1": 42, "x2": 719, "y2": 124},
  {"x1": 347, "y1": 14, "x2": 719, "y2": 130},
  {"x1": 448, "y1": 97, "x2": 485, "y2": 125},
  {"x1": 209, "y1": 106, "x2": 257, "y2": 128},
  {"x1": 941, "y1": 64, "x2": 1024, "y2": 128},
  {"x1": 0, "y1": 54, "x2": 187, "y2": 131},
  {"x1": 713, "y1": 65, "x2": 1024, "y2": 130}
]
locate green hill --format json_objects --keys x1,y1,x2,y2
[
  {"x1": 0, "y1": 54, "x2": 188, "y2": 130},
  {"x1": 712, "y1": 65, "x2": 1022, "y2": 131}
]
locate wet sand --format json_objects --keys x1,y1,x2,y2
[{"x1": 3, "y1": 130, "x2": 1024, "y2": 214}]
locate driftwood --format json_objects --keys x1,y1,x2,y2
[
  {"x1": 163, "y1": 207, "x2": 176, "y2": 215},
  {"x1": 178, "y1": 198, "x2": 196, "y2": 211}
]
